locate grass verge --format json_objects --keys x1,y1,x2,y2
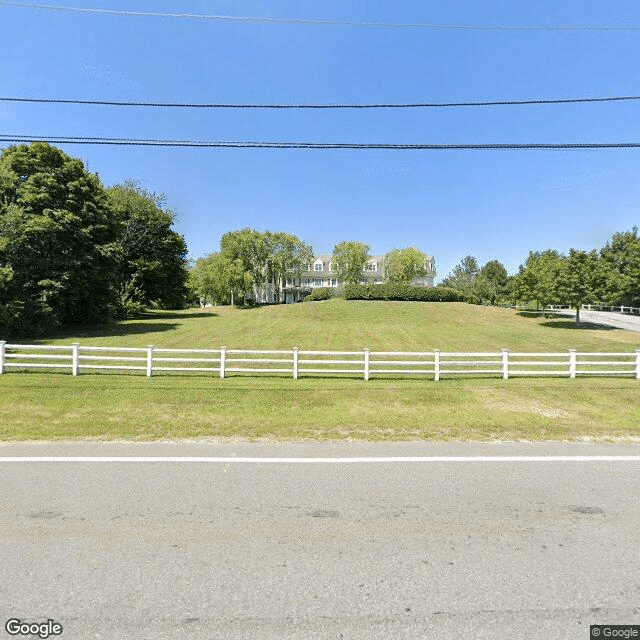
[{"x1": 1, "y1": 373, "x2": 638, "y2": 441}]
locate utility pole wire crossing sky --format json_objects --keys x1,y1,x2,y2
[{"x1": 1, "y1": 1, "x2": 640, "y2": 31}]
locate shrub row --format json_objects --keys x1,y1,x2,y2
[
  {"x1": 304, "y1": 287, "x2": 333, "y2": 301},
  {"x1": 343, "y1": 284, "x2": 464, "y2": 302}
]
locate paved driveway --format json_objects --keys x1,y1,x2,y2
[{"x1": 551, "y1": 308, "x2": 640, "y2": 332}]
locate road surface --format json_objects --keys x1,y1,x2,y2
[{"x1": 1, "y1": 440, "x2": 639, "y2": 639}]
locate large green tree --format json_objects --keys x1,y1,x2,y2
[
  {"x1": 106, "y1": 181, "x2": 189, "y2": 315},
  {"x1": 511, "y1": 250, "x2": 563, "y2": 310},
  {"x1": 599, "y1": 227, "x2": 640, "y2": 307},
  {"x1": 0, "y1": 143, "x2": 119, "y2": 335},
  {"x1": 478, "y1": 259, "x2": 509, "y2": 305},
  {"x1": 220, "y1": 228, "x2": 270, "y2": 299},
  {"x1": 190, "y1": 253, "x2": 252, "y2": 306},
  {"x1": 264, "y1": 231, "x2": 313, "y2": 302},
  {"x1": 384, "y1": 247, "x2": 430, "y2": 283},
  {"x1": 440, "y1": 255, "x2": 480, "y2": 296},
  {"x1": 555, "y1": 249, "x2": 602, "y2": 323},
  {"x1": 332, "y1": 241, "x2": 371, "y2": 286}
]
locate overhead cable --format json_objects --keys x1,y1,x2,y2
[
  {"x1": 3, "y1": 95, "x2": 640, "y2": 109},
  {"x1": 0, "y1": 1, "x2": 639, "y2": 31},
  {"x1": 2, "y1": 134, "x2": 640, "y2": 150}
]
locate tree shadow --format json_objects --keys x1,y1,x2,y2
[
  {"x1": 138, "y1": 311, "x2": 219, "y2": 320},
  {"x1": 539, "y1": 320, "x2": 616, "y2": 331},
  {"x1": 28, "y1": 321, "x2": 182, "y2": 342},
  {"x1": 516, "y1": 311, "x2": 563, "y2": 319}
]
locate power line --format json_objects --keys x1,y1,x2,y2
[
  {"x1": 3, "y1": 95, "x2": 640, "y2": 109},
  {"x1": 1, "y1": 1, "x2": 639, "y2": 31},
  {"x1": 2, "y1": 134, "x2": 640, "y2": 150}
]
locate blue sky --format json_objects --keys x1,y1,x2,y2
[{"x1": 1, "y1": 0, "x2": 640, "y2": 281}]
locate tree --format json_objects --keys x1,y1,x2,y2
[
  {"x1": 332, "y1": 241, "x2": 371, "y2": 286},
  {"x1": 599, "y1": 227, "x2": 640, "y2": 307},
  {"x1": 440, "y1": 255, "x2": 480, "y2": 296},
  {"x1": 513, "y1": 250, "x2": 563, "y2": 310},
  {"x1": 384, "y1": 247, "x2": 430, "y2": 283},
  {"x1": 555, "y1": 249, "x2": 601, "y2": 323},
  {"x1": 478, "y1": 259, "x2": 509, "y2": 305},
  {"x1": 264, "y1": 231, "x2": 313, "y2": 302},
  {"x1": 190, "y1": 253, "x2": 252, "y2": 306},
  {"x1": 0, "y1": 143, "x2": 119, "y2": 335},
  {"x1": 106, "y1": 182, "x2": 189, "y2": 316},
  {"x1": 220, "y1": 228, "x2": 270, "y2": 299}
]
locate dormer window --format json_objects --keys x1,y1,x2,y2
[
  {"x1": 314, "y1": 261, "x2": 324, "y2": 271},
  {"x1": 365, "y1": 262, "x2": 377, "y2": 272}
]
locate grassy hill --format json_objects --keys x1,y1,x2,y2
[
  {"x1": 2, "y1": 300, "x2": 638, "y2": 442},
  {"x1": 38, "y1": 299, "x2": 640, "y2": 352}
]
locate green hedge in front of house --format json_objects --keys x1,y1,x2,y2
[
  {"x1": 343, "y1": 284, "x2": 464, "y2": 302},
  {"x1": 303, "y1": 287, "x2": 334, "y2": 301}
]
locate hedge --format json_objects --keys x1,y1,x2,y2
[
  {"x1": 304, "y1": 287, "x2": 333, "y2": 301},
  {"x1": 343, "y1": 284, "x2": 464, "y2": 302}
]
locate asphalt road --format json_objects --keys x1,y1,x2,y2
[
  {"x1": 1, "y1": 441, "x2": 639, "y2": 640},
  {"x1": 551, "y1": 308, "x2": 640, "y2": 332}
]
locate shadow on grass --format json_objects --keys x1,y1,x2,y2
[
  {"x1": 29, "y1": 321, "x2": 182, "y2": 342},
  {"x1": 137, "y1": 311, "x2": 219, "y2": 320},
  {"x1": 539, "y1": 320, "x2": 616, "y2": 331},
  {"x1": 516, "y1": 311, "x2": 563, "y2": 319}
]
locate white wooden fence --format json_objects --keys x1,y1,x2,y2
[
  {"x1": 544, "y1": 304, "x2": 640, "y2": 315},
  {"x1": 1, "y1": 342, "x2": 639, "y2": 380}
]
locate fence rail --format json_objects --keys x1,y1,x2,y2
[
  {"x1": 1, "y1": 342, "x2": 639, "y2": 380},
  {"x1": 538, "y1": 304, "x2": 640, "y2": 315}
]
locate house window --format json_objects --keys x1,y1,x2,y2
[
  {"x1": 313, "y1": 278, "x2": 322, "y2": 286},
  {"x1": 365, "y1": 262, "x2": 377, "y2": 271},
  {"x1": 314, "y1": 262, "x2": 323, "y2": 271},
  {"x1": 331, "y1": 279, "x2": 337, "y2": 286}
]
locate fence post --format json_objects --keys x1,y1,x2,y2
[
  {"x1": 635, "y1": 349, "x2": 640, "y2": 380},
  {"x1": 364, "y1": 348, "x2": 370, "y2": 381},
  {"x1": 0, "y1": 341, "x2": 5, "y2": 375},
  {"x1": 220, "y1": 346, "x2": 226, "y2": 379},
  {"x1": 293, "y1": 347, "x2": 299, "y2": 380},
  {"x1": 146, "y1": 345, "x2": 154, "y2": 378},
  {"x1": 72, "y1": 342, "x2": 80, "y2": 377},
  {"x1": 501, "y1": 349, "x2": 509, "y2": 380},
  {"x1": 434, "y1": 349, "x2": 440, "y2": 382},
  {"x1": 569, "y1": 348, "x2": 577, "y2": 379}
]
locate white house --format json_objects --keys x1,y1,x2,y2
[{"x1": 279, "y1": 253, "x2": 436, "y2": 304}]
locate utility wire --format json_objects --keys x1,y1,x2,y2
[
  {"x1": 3, "y1": 95, "x2": 640, "y2": 109},
  {"x1": 2, "y1": 134, "x2": 640, "y2": 150},
  {"x1": 1, "y1": 1, "x2": 639, "y2": 31}
]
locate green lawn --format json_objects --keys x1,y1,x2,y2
[
  {"x1": 29, "y1": 299, "x2": 640, "y2": 352},
  {"x1": 2, "y1": 300, "x2": 639, "y2": 441}
]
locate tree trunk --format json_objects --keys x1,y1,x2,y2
[{"x1": 576, "y1": 305, "x2": 580, "y2": 323}]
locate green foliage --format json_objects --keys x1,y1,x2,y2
[
  {"x1": 107, "y1": 181, "x2": 189, "y2": 316},
  {"x1": 511, "y1": 250, "x2": 563, "y2": 308},
  {"x1": 440, "y1": 255, "x2": 480, "y2": 294},
  {"x1": 304, "y1": 287, "x2": 333, "y2": 301},
  {"x1": 599, "y1": 227, "x2": 640, "y2": 307},
  {"x1": 220, "y1": 228, "x2": 312, "y2": 302},
  {"x1": 220, "y1": 228, "x2": 271, "y2": 296},
  {"x1": 344, "y1": 284, "x2": 463, "y2": 301},
  {"x1": 0, "y1": 143, "x2": 119, "y2": 336},
  {"x1": 332, "y1": 241, "x2": 371, "y2": 286},
  {"x1": 190, "y1": 253, "x2": 252, "y2": 306},
  {"x1": 554, "y1": 249, "x2": 602, "y2": 323},
  {"x1": 264, "y1": 231, "x2": 313, "y2": 302},
  {"x1": 384, "y1": 247, "x2": 430, "y2": 283}
]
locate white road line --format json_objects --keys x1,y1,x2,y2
[{"x1": 0, "y1": 456, "x2": 640, "y2": 463}]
